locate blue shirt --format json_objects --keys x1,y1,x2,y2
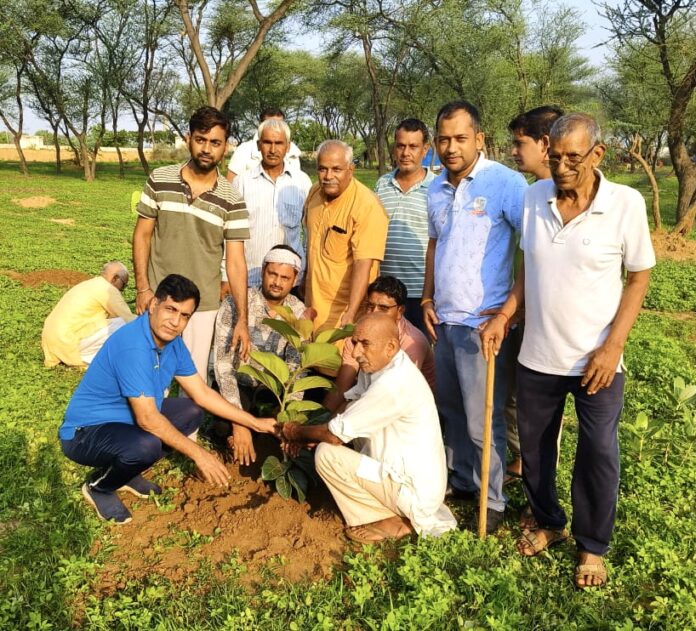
[
  {"x1": 427, "y1": 155, "x2": 527, "y2": 327},
  {"x1": 60, "y1": 313, "x2": 197, "y2": 439}
]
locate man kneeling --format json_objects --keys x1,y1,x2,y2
[
  {"x1": 59, "y1": 274, "x2": 276, "y2": 524},
  {"x1": 282, "y1": 313, "x2": 456, "y2": 542}
]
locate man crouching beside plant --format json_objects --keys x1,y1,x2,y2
[
  {"x1": 59, "y1": 274, "x2": 277, "y2": 525},
  {"x1": 281, "y1": 312, "x2": 457, "y2": 542}
]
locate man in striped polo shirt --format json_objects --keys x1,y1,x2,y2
[
  {"x1": 133, "y1": 107, "x2": 251, "y2": 379},
  {"x1": 374, "y1": 119, "x2": 435, "y2": 335}
]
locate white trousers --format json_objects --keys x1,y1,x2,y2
[
  {"x1": 79, "y1": 317, "x2": 127, "y2": 364},
  {"x1": 181, "y1": 309, "x2": 217, "y2": 381}
]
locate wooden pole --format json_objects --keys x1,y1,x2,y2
[{"x1": 478, "y1": 342, "x2": 496, "y2": 539}]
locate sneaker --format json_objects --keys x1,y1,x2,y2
[
  {"x1": 81, "y1": 483, "x2": 132, "y2": 524},
  {"x1": 119, "y1": 475, "x2": 162, "y2": 499},
  {"x1": 468, "y1": 508, "x2": 505, "y2": 535},
  {"x1": 445, "y1": 484, "x2": 478, "y2": 502}
]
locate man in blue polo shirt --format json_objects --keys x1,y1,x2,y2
[
  {"x1": 60, "y1": 274, "x2": 276, "y2": 524},
  {"x1": 421, "y1": 100, "x2": 527, "y2": 533}
]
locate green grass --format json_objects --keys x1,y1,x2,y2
[{"x1": 1, "y1": 160, "x2": 695, "y2": 629}]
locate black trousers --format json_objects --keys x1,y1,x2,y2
[
  {"x1": 61, "y1": 398, "x2": 203, "y2": 492},
  {"x1": 516, "y1": 363, "x2": 625, "y2": 555}
]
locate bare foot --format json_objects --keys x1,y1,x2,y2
[
  {"x1": 575, "y1": 552, "x2": 607, "y2": 588},
  {"x1": 517, "y1": 527, "x2": 568, "y2": 556}
]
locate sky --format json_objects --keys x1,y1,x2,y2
[{"x1": 7, "y1": 1, "x2": 617, "y2": 135}]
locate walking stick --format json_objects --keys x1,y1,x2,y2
[{"x1": 478, "y1": 340, "x2": 496, "y2": 539}]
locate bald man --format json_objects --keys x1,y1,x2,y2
[
  {"x1": 42, "y1": 261, "x2": 136, "y2": 367},
  {"x1": 282, "y1": 313, "x2": 456, "y2": 543}
]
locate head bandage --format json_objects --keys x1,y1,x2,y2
[{"x1": 262, "y1": 249, "x2": 302, "y2": 273}]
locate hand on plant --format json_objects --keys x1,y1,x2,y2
[
  {"x1": 281, "y1": 421, "x2": 302, "y2": 442},
  {"x1": 581, "y1": 342, "x2": 623, "y2": 395},
  {"x1": 340, "y1": 310, "x2": 356, "y2": 327},
  {"x1": 232, "y1": 320, "x2": 251, "y2": 361},
  {"x1": 228, "y1": 425, "x2": 256, "y2": 466},
  {"x1": 252, "y1": 417, "x2": 277, "y2": 435},
  {"x1": 300, "y1": 306, "x2": 317, "y2": 321},
  {"x1": 193, "y1": 448, "x2": 230, "y2": 487}
]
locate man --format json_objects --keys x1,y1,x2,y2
[
  {"x1": 42, "y1": 261, "x2": 136, "y2": 367},
  {"x1": 226, "y1": 107, "x2": 302, "y2": 183},
  {"x1": 481, "y1": 113, "x2": 655, "y2": 588},
  {"x1": 133, "y1": 106, "x2": 251, "y2": 380},
  {"x1": 304, "y1": 140, "x2": 389, "y2": 333},
  {"x1": 59, "y1": 275, "x2": 277, "y2": 524},
  {"x1": 232, "y1": 118, "x2": 312, "y2": 287},
  {"x1": 323, "y1": 275, "x2": 435, "y2": 413},
  {"x1": 214, "y1": 245, "x2": 307, "y2": 465},
  {"x1": 504, "y1": 105, "x2": 564, "y2": 485},
  {"x1": 421, "y1": 100, "x2": 527, "y2": 533},
  {"x1": 374, "y1": 119, "x2": 435, "y2": 334},
  {"x1": 282, "y1": 313, "x2": 456, "y2": 542}
]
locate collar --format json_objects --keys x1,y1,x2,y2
[
  {"x1": 438, "y1": 151, "x2": 488, "y2": 190},
  {"x1": 140, "y1": 312, "x2": 161, "y2": 352},
  {"x1": 390, "y1": 167, "x2": 435, "y2": 191},
  {"x1": 251, "y1": 160, "x2": 293, "y2": 181},
  {"x1": 178, "y1": 161, "x2": 222, "y2": 194},
  {"x1": 547, "y1": 168, "x2": 608, "y2": 214}
]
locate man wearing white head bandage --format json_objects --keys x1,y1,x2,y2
[{"x1": 214, "y1": 245, "x2": 311, "y2": 465}]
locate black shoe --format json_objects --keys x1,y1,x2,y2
[
  {"x1": 119, "y1": 474, "x2": 162, "y2": 499},
  {"x1": 445, "y1": 484, "x2": 478, "y2": 502},
  {"x1": 81, "y1": 483, "x2": 132, "y2": 524},
  {"x1": 477, "y1": 508, "x2": 506, "y2": 534}
]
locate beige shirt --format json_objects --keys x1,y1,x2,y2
[{"x1": 42, "y1": 276, "x2": 135, "y2": 367}]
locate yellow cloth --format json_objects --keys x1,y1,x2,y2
[
  {"x1": 42, "y1": 276, "x2": 136, "y2": 367},
  {"x1": 304, "y1": 178, "x2": 388, "y2": 332}
]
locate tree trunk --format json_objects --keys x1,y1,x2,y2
[
  {"x1": 674, "y1": 188, "x2": 696, "y2": 236},
  {"x1": 629, "y1": 134, "x2": 662, "y2": 231},
  {"x1": 116, "y1": 146, "x2": 125, "y2": 178},
  {"x1": 52, "y1": 127, "x2": 62, "y2": 174},
  {"x1": 136, "y1": 122, "x2": 150, "y2": 175},
  {"x1": 11, "y1": 133, "x2": 29, "y2": 176}
]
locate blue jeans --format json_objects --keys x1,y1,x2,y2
[
  {"x1": 434, "y1": 323, "x2": 510, "y2": 511},
  {"x1": 61, "y1": 398, "x2": 203, "y2": 492}
]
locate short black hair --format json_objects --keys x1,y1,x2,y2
[
  {"x1": 260, "y1": 107, "x2": 285, "y2": 121},
  {"x1": 367, "y1": 276, "x2": 407, "y2": 306},
  {"x1": 395, "y1": 118, "x2": 429, "y2": 144},
  {"x1": 508, "y1": 105, "x2": 564, "y2": 141},
  {"x1": 154, "y1": 274, "x2": 201, "y2": 311},
  {"x1": 435, "y1": 100, "x2": 481, "y2": 134},
  {"x1": 189, "y1": 106, "x2": 231, "y2": 138},
  {"x1": 269, "y1": 244, "x2": 301, "y2": 258}
]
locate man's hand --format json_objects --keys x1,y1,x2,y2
[
  {"x1": 581, "y1": 342, "x2": 623, "y2": 395},
  {"x1": 231, "y1": 320, "x2": 251, "y2": 361},
  {"x1": 193, "y1": 448, "x2": 231, "y2": 486},
  {"x1": 478, "y1": 307, "x2": 523, "y2": 329},
  {"x1": 228, "y1": 425, "x2": 256, "y2": 466},
  {"x1": 252, "y1": 417, "x2": 278, "y2": 435},
  {"x1": 479, "y1": 314, "x2": 508, "y2": 362},
  {"x1": 301, "y1": 306, "x2": 317, "y2": 321},
  {"x1": 281, "y1": 439, "x2": 304, "y2": 459},
  {"x1": 339, "y1": 310, "x2": 356, "y2": 327},
  {"x1": 220, "y1": 281, "x2": 231, "y2": 300},
  {"x1": 282, "y1": 422, "x2": 302, "y2": 442},
  {"x1": 422, "y1": 303, "x2": 439, "y2": 342},
  {"x1": 135, "y1": 289, "x2": 154, "y2": 315}
]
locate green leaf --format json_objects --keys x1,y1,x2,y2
[
  {"x1": 249, "y1": 350, "x2": 290, "y2": 385},
  {"x1": 261, "y1": 456, "x2": 288, "y2": 481},
  {"x1": 284, "y1": 409, "x2": 308, "y2": 423},
  {"x1": 237, "y1": 364, "x2": 282, "y2": 401},
  {"x1": 296, "y1": 318, "x2": 315, "y2": 342},
  {"x1": 635, "y1": 411, "x2": 649, "y2": 431},
  {"x1": 272, "y1": 304, "x2": 298, "y2": 326},
  {"x1": 314, "y1": 324, "x2": 355, "y2": 344},
  {"x1": 301, "y1": 342, "x2": 342, "y2": 371},
  {"x1": 276, "y1": 474, "x2": 292, "y2": 499},
  {"x1": 290, "y1": 375, "x2": 335, "y2": 394},
  {"x1": 287, "y1": 467, "x2": 309, "y2": 503},
  {"x1": 261, "y1": 317, "x2": 301, "y2": 350},
  {"x1": 277, "y1": 409, "x2": 290, "y2": 424},
  {"x1": 286, "y1": 400, "x2": 324, "y2": 413},
  {"x1": 678, "y1": 384, "x2": 696, "y2": 403}
]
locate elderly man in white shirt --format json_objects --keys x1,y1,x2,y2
[
  {"x1": 281, "y1": 313, "x2": 457, "y2": 543},
  {"x1": 229, "y1": 118, "x2": 312, "y2": 287}
]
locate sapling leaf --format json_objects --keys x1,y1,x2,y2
[
  {"x1": 249, "y1": 350, "x2": 290, "y2": 384},
  {"x1": 296, "y1": 318, "x2": 315, "y2": 342},
  {"x1": 288, "y1": 468, "x2": 309, "y2": 503},
  {"x1": 286, "y1": 400, "x2": 324, "y2": 413},
  {"x1": 261, "y1": 318, "x2": 301, "y2": 350},
  {"x1": 261, "y1": 456, "x2": 290, "y2": 481},
  {"x1": 284, "y1": 409, "x2": 308, "y2": 423},
  {"x1": 272, "y1": 305, "x2": 298, "y2": 327},
  {"x1": 277, "y1": 410, "x2": 290, "y2": 424},
  {"x1": 314, "y1": 324, "x2": 355, "y2": 344},
  {"x1": 290, "y1": 375, "x2": 335, "y2": 394},
  {"x1": 276, "y1": 474, "x2": 292, "y2": 499},
  {"x1": 237, "y1": 364, "x2": 283, "y2": 400},
  {"x1": 301, "y1": 342, "x2": 342, "y2": 371}
]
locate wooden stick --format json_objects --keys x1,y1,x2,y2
[{"x1": 478, "y1": 341, "x2": 496, "y2": 539}]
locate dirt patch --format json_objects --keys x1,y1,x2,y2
[
  {"x1": 49, "y1": 218, "x2": 75, "y2": 226},
  {"x1": 11, "y1": 195, "x2": 56, "y2": 209},
  {"x1": 0, "y1": 268, "x2": 91, "y2": 287},
  {"x1": 651, "y1": 231, "x2": 696, "y2": 261},
  {"x1": 93, "y1": 437, "x2": 345, "y2": 593}
]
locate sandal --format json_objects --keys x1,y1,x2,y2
[
  {"x1": 517, "y1": 527, "x2": 568, "y2": 557},
  {"x1": 345, "y1": 524, "x2": 412, "y2": 544},
  {"x1": 575, "y1": 555, "x2": 608, "y2": 589}
]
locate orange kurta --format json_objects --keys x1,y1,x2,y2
[{"x1": 304, "y1": 178, "x2": 388, "y2": 333}]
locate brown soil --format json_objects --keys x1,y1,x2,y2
[
  {"x1": 651, "y1": 231, "x2": 696, "y2": 261},
  {"x1": 93, "y1": 436, "x2": 346, "y2": 594},
  {"x1": 11, "y1": 195, "x2": 56, "y2": 208},
  {"x1": 0, "y1": 268, "x2": 90, "y2": 287}
]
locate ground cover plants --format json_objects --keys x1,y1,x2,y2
[{"x1": 0, "y1": 161, "x2": 694, "y2": 629}]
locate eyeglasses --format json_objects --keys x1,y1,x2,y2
[
  {"x1": 548, "y1": 144, "x2": 597, "y2": 169},
  {"x1": 366, "y1": 301, "x2": 398, "y2": 313}
]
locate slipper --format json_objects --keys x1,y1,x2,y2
[
  {"x1": 575, "y1": 559, "x2": 608, "y2": 589},
  {"x1": 517, "y1": 527, "x2": 568, "y2": 557},
  {"x1": 345, "y1": 524, "x2": 412, "y2": 544}
]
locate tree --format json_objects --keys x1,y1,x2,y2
[{"x1": 602, "y1": 0, "x2": 696, "y2": 235}]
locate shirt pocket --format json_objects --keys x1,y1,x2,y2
[
  {"x1": 279, "y1": 201, "x2": 302, "y2": 228},
  {"x1": 323, "y1": 227, "x2": 350, "y2": 263}
]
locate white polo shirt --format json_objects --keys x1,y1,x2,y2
[{"x1": 518, "y1": 171, "x2": 655, "y2": 376}]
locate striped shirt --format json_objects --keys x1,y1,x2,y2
[
  {"x1": 375, "y1": 169, "x2": 435, "y2": 298},
  {"x1": 232, "y1": 162, "x2": 312, "y2": 286},
  {"x1": 137, "y1": 163, "x2": 250, "y2": 312}
]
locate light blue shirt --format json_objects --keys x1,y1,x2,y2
[{"x1": 427, "y1": 154, "x2": 527, "y2": 327}]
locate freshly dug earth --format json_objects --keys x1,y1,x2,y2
[
  {"x1": 651, "y1": 231, "x2": 696, "y2": 261},
  {"x1": 0, "y1": 269, "x2": 91, "y2": 287},
  {"x1": 93, "y1": 436, "x2": 346, "y2": 593},
  {"x1": 11, "y1": 195, "x2": 56, "y2": 208}
]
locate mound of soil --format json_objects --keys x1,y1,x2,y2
[
  {"x1": 651, "y1": 231, "x2": 696, "y2": 261},
  {"x1": 0, "y1": 268, "x2": 90, "y2": 287},
  {"x1": 93, "y1": 436, "x2": 346, "y2": 593},
  {"x1": 12, "y1": 195, "x2": 56, "y2": 208}
]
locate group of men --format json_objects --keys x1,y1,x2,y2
[{"x1": 51, "y1": 99, "x2": 654, "y2": 590}]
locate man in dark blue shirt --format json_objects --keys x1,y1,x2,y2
[{"x1": 60, "y1": 274, "x2": 276, "y2": 524}]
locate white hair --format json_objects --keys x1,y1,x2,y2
[
  {"x1": 101, "y1": 261, "x2": 128, "y2": 282},
  {"x1": 550, "y1": 113, "x2": 602, "y2": 146},
  {"x1": 317, "y1": 139, "x2": 353, "y2": 166},
  {"x1": 258, "y1": 118, "x2": 291, "y2": 144}
]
